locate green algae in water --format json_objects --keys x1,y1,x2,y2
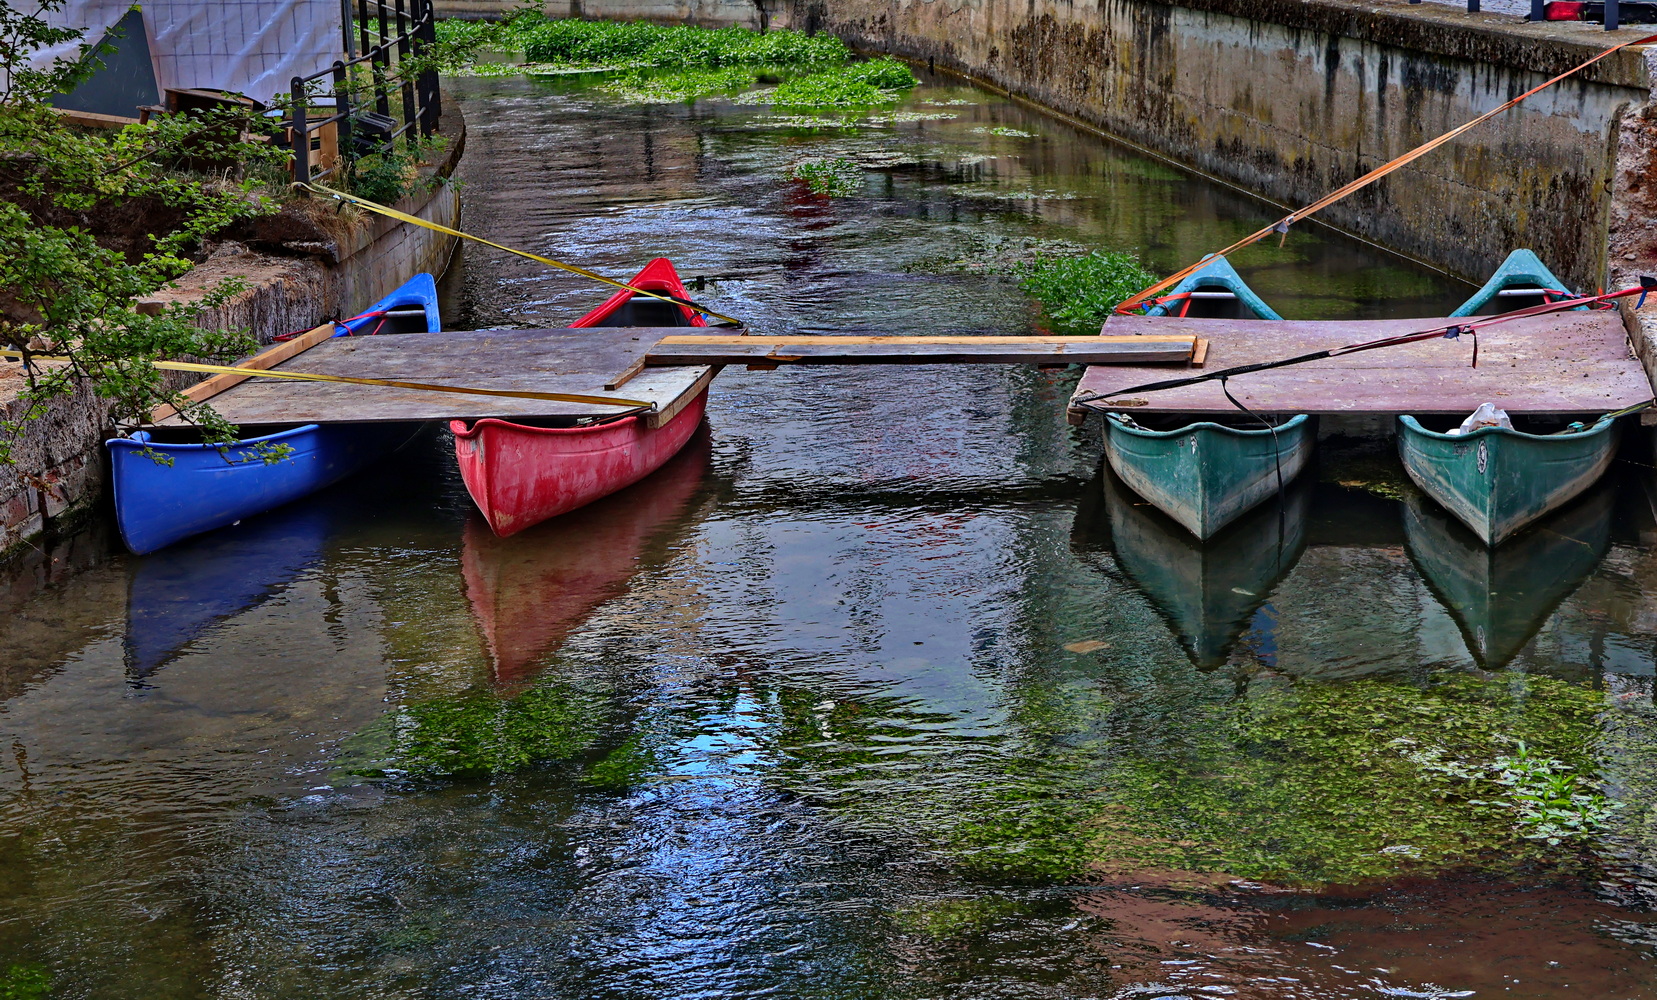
[
  {"x1": 583, "y1": 734, "x2": 659, "y2": 789},
  {"x1": 337, "y1": 679, "x2": 613, "y2": 780},
  {"x1": 891, "y1": 897, "x2": 1029, "y2": 940},
  {"x1": 787, "y1": 157, "x2": 863, "y2": 196},
  {"x1": 1321, "y1": 449, "x2": 1419, "y2": 501},
  {"x1": 0, "y1": 966, "x2": 48, "y2": 1000},
  {"x1": 1093, "y1": 673, "x2": 1614, "y2": 886}
]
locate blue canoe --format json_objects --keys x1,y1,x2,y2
[
  {"x1": 1144, "y1": 255, "x2": 1283, "y2": 320},
  {"x1": 107, "y1": 274, "x2": 441, "y2": 554},
  {"x1": 1449, "y1": 249, "x2": 1580, "y2": 317}
]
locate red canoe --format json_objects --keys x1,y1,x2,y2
[{"x1": 450, "y1": 258, "x2": 710, "y2": 537}]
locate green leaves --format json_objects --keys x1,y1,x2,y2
[{"x1": 1010, "y1": 252, "x2": 1159, "y2": 336}]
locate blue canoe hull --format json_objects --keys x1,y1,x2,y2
[
  {"x1": 108, "y1": 273, "x2": 440, "y2": 553},
  {"x1": 110, "y1": 423, "x2": 419, "y2": 554}
]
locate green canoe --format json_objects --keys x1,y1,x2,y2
[
  {"x1": 1450, "y1": 248, "x2": 1580, "y2": 317},
  {"x1": 1144, "y1": 254, "x2": 1283, "y2": 320},
  {"x1": 1102, "y1": 468, "x2": 1308, "y2": 667},
  {"x1": 1404, "y1": 485, "x2": 1612, "y2": 667},
  {"x1": 1104, "y1": 413, "x2": 1316, "y2": 540},
  {"x1": 1396, "y1": 414, "x2": 1618, "y2": 546}
]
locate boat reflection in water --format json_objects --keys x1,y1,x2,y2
[
  {"x1": 124, "y1": 502, "x2": 334, "y2": 684},
  {"x1": 461, "y1": 425, "x2": 713, "y2": 686},
  {"x1": 1092, "y1": 467, "x2": 1311, "y2": 668},
  {"x1": 1404, "y1": 481, "x2": 1614, "y2": 669}
]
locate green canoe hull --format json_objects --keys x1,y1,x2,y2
[
  {"x1": 1104, "y1": 469, "x2": 1308, "y2": 667},
  {"x1": 1104, "y1": 414, "x2": 1315, "y2": 540},
  {"x1": 1450, "y1": 248, "x2": 1578, "y2": 317},
  {"x1": 1397, "y1": 414, "x2": 1617, "y2": 546},
  {"x1": 1403, "y1": 486, "x2": 1612, "y2": 667},
  {"x1": 1144, "y1": 254, "x2": 1283, "y2": 321}
]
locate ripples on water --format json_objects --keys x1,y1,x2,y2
[{"x1": 2, "y1": 73, "x2": 1657, "y2": 998}]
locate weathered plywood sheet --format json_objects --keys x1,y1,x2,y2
[
  {"x1": 1069, "y1": 312, "x2": 1652, "y2": 417},
  {"x1": 156, "y1": 328, "x2": 710, "y2": 426}
]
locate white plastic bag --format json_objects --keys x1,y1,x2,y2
[{"x1": 1448, "y1": 402, "x2": 1512, "y2": 436}]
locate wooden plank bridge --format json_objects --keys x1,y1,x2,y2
[
  {"x1": 1067, "y1": 311, "x2": 1653, "y2": 423},
  {"x1": 153, "y1": 327, "x2": 1198, "y2": 428}
]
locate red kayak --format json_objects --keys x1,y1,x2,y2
[{"x1": 451, "y1": 258, "x2": 710, "y2": 537}]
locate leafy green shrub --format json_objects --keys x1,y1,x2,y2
[{"x1": 1011, "y1": 251, "x2": 1158, "y2": 335}]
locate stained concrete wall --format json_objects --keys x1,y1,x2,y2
[
  {"x1": 768, "y1": 0, "x2": 1656, "y2": 293},
  {"x1": 0, "y1": 107, "x2": 467, "y2": 561}
]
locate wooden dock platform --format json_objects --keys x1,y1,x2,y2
[
  {"x1": 155, "y1": 327, "x2": 1197, "y2": 428},
  {"x1": 1068, "y1": 311, "x2": 1653, "y2": 423}
]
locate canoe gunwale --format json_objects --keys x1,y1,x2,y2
[
  {"x1": 1396, "y1": 413, "x2": 1616, "y2": 444},
  {"x1": 1104, "y1": 413, "x2": 1312, "y2": 440}
]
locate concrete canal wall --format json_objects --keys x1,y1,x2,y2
[
  {"x1": 0, "y1": 108, "x2": 466, "y2": 563},
  {"x1": 448, "y1": 0, "x2": 1657, "y2": 295},
  {"x1": 775, "y1": 0, "x2": 1657, "y2": 295}
]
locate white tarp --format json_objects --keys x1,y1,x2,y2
[{"x1": 15, "y1": 0, "x2": 345, "y2": 104}]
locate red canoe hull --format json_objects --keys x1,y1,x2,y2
[{"x1": 451, "y1": 391, "x2": 708, "y2": 537}]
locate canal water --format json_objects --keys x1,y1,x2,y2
[{"x1": 3, "y1": 71, "x2": 1657, "y2": 998}]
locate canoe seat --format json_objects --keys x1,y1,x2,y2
[{"x1": 591, "y1": 297, "x2": 693, "y2": 327}]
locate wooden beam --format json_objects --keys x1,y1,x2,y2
[
  {"x1": 645, "y1": 334, "x2": 1196, "y2": 367},
  {"x1": 148, "y1": 323, "x2": 336, "y2": 423},
  {"x1": 646, "y1": 366, "x2": 718, "y2": 430}
]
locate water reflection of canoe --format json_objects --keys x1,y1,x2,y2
[
  {"x1": 451, "y1": 258, "x2": 710, "y2": 538},
  {"x1": 1404, "y1": 484, "x2": 1613, "y2": 668},
  {"x1": 1397, "y1": 414, "x2": 1617, "y2": 546},
  {"x1": 462, "y1": 426, "x2": 712, "y2": 685},
  {"x1": 106, "y1": 274, "x2": 440, "y2": 554},
  {"x1": 124, "y1": 502, "x2": 333, "y2": 682},
  {"x1": 1104, "y1": 413, "x2": 1315, "y2": 540},
  {"x1": 1103, "y1": 468, "x2": 1310, "y2": 668}
]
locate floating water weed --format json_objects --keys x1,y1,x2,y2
[
  {"x1": 0, "y1": 965, "x2": 48, "y2": 1000},
  {"x1": 970, "y1": 125, "x2": 1038, "y2": 138},
  {"x1": 437, "y1": 16, "x2": 850, "y2": 71},
  {"x1": 773, "y1": 58, "x2": 918, "y2": 107},
  {"x1": 1012, "y1": 251, "x2": 1159, "y2": 335},
  {"x1": 599, "y1": 66, "x2": 759, "y2": 103},
  {"x1": 787, "y1": 157, "x2": 864, "y2": 196}
]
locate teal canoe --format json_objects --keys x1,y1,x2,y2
[
  {"x1": 1404, "y1": 484, "x2": 1612, "y2": 667},
  {"x1": 1104, "y1": 413, "x2": 1316, "y2": 540},
  {"x1": 1450, "y1": 248, "x2": 1579, "y2": 317},
  {"x1": 1144, "y1": 255, "x2": 1283, "y2": 320},
  {"x1": 1396, "y1": 413, "x2": 1618, "y2": 546},
  {"x1": 1103, "y1": 468, "x2": 1308, "y2": 667}
]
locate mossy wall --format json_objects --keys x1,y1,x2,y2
[{"x1": 767, "y1": 0, "x2": 1655, "y2": 292}]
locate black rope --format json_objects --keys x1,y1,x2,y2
[{"x1": 1219, "y1": 375, "x2": 1289, "y2": 543}]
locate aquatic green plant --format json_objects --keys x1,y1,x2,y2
[
  {"x1": 436, "y1": 15, "x2": 848, "y2": 70},
  {"x1": 970, "y1": 126, "x2": 1038, "y2": 138},
  {"x1": 0, "y1": 965, "x2": 48, "y2": 1000},
  {"x1": 772, "y1": 59, "x2": 917, "y2": 107},
  {"x1": 787, "y1": 157, "x2": 863, "y2": 196},
  {"x1": 1095, "y1": 673, "x2": 1613, "y2": 885},
  {"x1": 891, "y1": 897, "x2": 1029, "y2": 940},
  {"x1": 599, "y1": 66, "x2": 759, "y2": 103},
  {"x1": 584, "y1": 734, "x2": 658, "y2": 789},
  {"x1": 1012, "y1": 251, "x2": 1159, "y2": 335},
  {"x1": 340, "y1": 680, "x2": 612, "y2": 779}
]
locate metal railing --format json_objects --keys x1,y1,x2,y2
[{"x1": 289, "y1": 0, "x2": 442, "y2": 183}]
